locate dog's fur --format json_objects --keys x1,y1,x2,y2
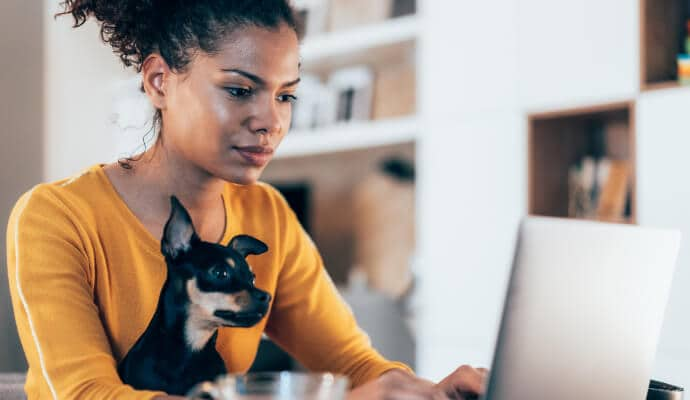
[{"x1": 118, "y1": 196, "x2": 271, "y2": 395}]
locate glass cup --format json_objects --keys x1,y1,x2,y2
[{"x1": 186, "y1": 372, "x2": 349, "y2": 400}]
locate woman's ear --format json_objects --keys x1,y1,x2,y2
[{"x1": 141, "y1": 54, "x2": 171, "y2": 110}]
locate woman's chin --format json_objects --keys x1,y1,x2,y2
[{"x1": 222, "y1": 167, "x2": 264, "y2": 186}]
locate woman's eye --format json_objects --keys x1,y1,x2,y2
[
  {"x1": 210, "y1": 265, "x2": 229, "y2": 280},
  {"x1": 278, "y1": 94, "x2": 298, "y2": 104},
  {"x1": 225, "y1": 87, "x2": 252, "y2": 98}
]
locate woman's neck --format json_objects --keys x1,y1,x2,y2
[
  {"x1": 105, "y1": 145, "x2": 228, "y2": 243},
  {"x1": 138, "y1": 146, "x2": 225, "y2": 210}
]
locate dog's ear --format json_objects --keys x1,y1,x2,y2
[
  {"x1": 161, "y1": 196, "x2": 199, "y2": 259},
  {"x1": 228, "y1": 235, "x2": 268, "y2": 258}
]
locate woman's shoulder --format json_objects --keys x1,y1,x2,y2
[{"x1": 9, "y1": 165, "x2": 111, "y2": 227}]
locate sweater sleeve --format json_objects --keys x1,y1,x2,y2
[
  {"x1": 6, "y1": 186, "x2": 165, "y2": 400},
  {"x1": 263, "y1": 190, "x2": 412, "y2": 388}
]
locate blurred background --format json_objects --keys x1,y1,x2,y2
[{"x1": 2, "y1": 0, "x2": 690, "y2": 389}]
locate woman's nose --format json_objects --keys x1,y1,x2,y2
[{"x1": 248, "y1": 99, "x2": 282, "y2": 136}]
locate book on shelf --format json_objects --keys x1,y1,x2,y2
[
  {"x1": 568, "y1": 157, "x2": 631, "y2": 223},
  {"x1": 596, "y1": 160, "x2": 630, "y2": 222}
]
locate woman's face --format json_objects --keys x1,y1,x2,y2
[{"x1": 161, "y1": 24, "x2": 300, "y2": 185}]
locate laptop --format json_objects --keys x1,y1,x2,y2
[{"x1": 483, "y1": 217, "x2": 681, "y2": 400}]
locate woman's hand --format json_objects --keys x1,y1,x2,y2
[
  {"x1": 347, "y1": 366, "x2": 488, "y2": 400},
  {"x1": 347, "y1": 369, "x2": 449, "y2": 400},
  {"x1": 436, "y1": 365, "x2": 488, "y2": 399}
]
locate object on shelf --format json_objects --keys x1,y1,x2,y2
[
  {"x1": 293, "y1": 0, "x2": 329, "y2": 38},
  {"x1": 328, "y1": 66, "x2": 374, "y2": 123},
  {"x1": 568, "y1": 157, "x2": 597, "y2": 219},
  {"x1": 678, "y1": 54, "x2": 690, "y2": 85},
  {"x1": 392, "y1": 0, "x2": 416, "y2": 17},
  {"x1": 597, "y1": 160, "x2": 631, "y2": 222},
  {"x1": 373, "y1": 62, "x2": 416, "y2": 120},
  {"x1": 568, "y1": 157, "x2": 631, "y2": 222},
  {"x1": 291, "y1": 74, "x2": 338, "y2": 131},
  {"x1": 353, "y1": 158, "x2": 415, "y2": 299},
  {"x1": 328, "y1": 0, "x2": 393, "y2": 31},
  {"x1": 566, "y1": 117, "x2": 632, "y2": 222}
]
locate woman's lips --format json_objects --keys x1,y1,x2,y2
[{"x1": 234, "y1": 146, "x2": 274, "y2": 167}]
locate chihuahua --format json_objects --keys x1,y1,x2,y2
[{"x1": 118, "y1": 196, "x2": 272, "y2": 395}]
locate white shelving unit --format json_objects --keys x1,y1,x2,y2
[
  {"x1": 279, "y1": 15, "x2": 419, "y2": 158},
  {"x1": 300, "y1": 14, "x2": 418, "y2": 65},
  {"x1": 277, "y1": 116, "x2": 418, "y2": 159}
]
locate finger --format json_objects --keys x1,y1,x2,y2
[
  {"x1": 443, "y1": 365, "x2": 484, "y2": 395},
  {"x1": 477, "y1": 368, "x2": 490, "y2": 378}
]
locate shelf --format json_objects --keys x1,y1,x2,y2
[
  {"x1": 276, "y1": 116, "x2": 418, "y2": 159},
  {"x1": 641, "y1": 0, "x2": 689, "y2": 88},
  {"x1": 642, "y1": 80, "x2": 690, "y2": 93},
  {"x1": 642, "y1": 80, "x2": 683, "y2": 92},
  {"x1": 299, "y1": 15, "x2": 418, "y2": 72},
  {"x1": 528, "y1": 102, "x2": 636, "y2": 223}
]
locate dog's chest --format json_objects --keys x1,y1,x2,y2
[{"x1": 119, "y1": 326, "x2": 227, "y2": 395}]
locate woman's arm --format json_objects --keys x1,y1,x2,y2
[{"x1": 7, "y1": 187, "x2": 165, "y2": 400}]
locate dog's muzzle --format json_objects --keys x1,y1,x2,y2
[{"x1": 214, "y1": 289, "x2": 271, "y2": 327}]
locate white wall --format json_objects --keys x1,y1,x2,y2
[
  {"x1": 416, "y1": 0, "x2": 524, "y2": 379},
  {"x1": 44, "y1": 0, "x2": 137, "y2": 182},
  {"x1": 517, "y1": 0, "x2": 639, "y2": 110}
]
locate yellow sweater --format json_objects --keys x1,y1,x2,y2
[{"x1": 7, "y1": 165, "x2": 409, "y2": 400}]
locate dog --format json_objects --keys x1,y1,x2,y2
[{"x1": 118, "y1": 196, "x2": 272, "y2": 395}]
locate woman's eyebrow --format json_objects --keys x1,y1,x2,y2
[
  {"x1": 222, "y1": 68, "x2": 264, "y2": 84},
  {"x1": 221, "y1": 68, "x2": 300, "y2": 88},
  {"x1": 283, "y1": 77, "x2": 301, "y2": 88}
]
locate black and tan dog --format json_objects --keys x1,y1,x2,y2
[{"x1": 118, "y1": 196, "x2": 271, "y2": 395}]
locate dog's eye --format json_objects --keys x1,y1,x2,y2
[{"x1": 210, "y1": 265, "x2": 229, "y2": 280}]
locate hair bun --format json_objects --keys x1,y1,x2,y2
[
  {"x1": 57, "y1": 0, "x2": 300, "y2": 73},
  {"x1": 57, "y1": 0, "x2": 158, "y2": 71}
]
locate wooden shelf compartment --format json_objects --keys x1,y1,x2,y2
[
  {"x1": 641, "y1": 0, "x2": 690, "y2": 90},
  {"x1": 528, "y1": 102, "x2": 636, "y2": 223}
]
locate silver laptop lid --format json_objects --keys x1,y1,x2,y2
[{"x1": 484, "y1": 217, "x2": 681, "y2": 400}]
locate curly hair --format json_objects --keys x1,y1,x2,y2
[
  {"x1": 56, "y1": 0, "x2": 300, "y2": 72},
  {"x1": 56, "y1": 0, "x2": 300, "y2": 168}
]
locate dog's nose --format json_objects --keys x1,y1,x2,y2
[{"x1": 253, "y1": 290, "x2": 271, "y2": 304}]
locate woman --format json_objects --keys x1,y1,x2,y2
[{"x1": 7, "y1": 1, "x2": 486, "y2": 399}]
